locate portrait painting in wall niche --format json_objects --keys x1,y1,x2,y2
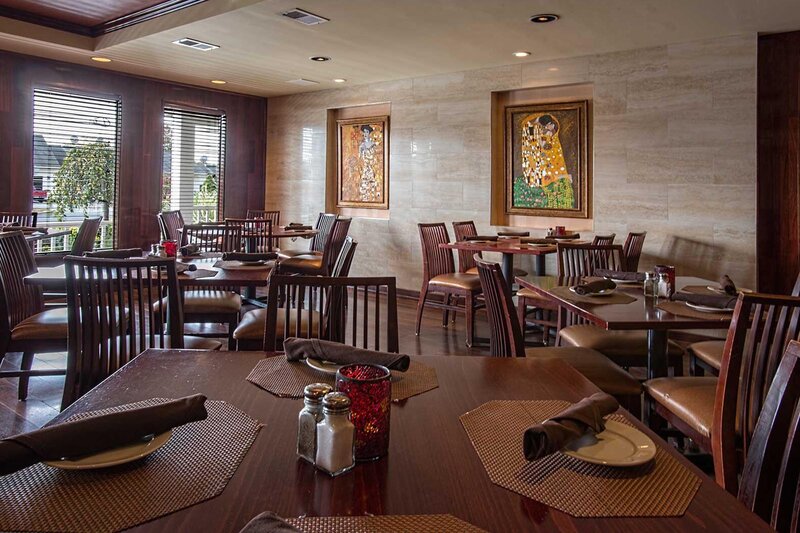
[
  {"x1": 505, "y1": 100, "x2": 590, "y2": 218},
  {"x1": 336, "y1": 116, "x2": 389, "y2": 209}
]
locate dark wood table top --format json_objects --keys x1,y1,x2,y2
[
  {"x1": 518, "y1": 275, "x2": 734, "y2": 331},
  {"x1": 24, "y1": 254, "x2": 273, "y2": 290},
  {"x1": 23, "y1": 229, "x2": 72, "y2": 242},
  {"x1": 51, "y1": 349, "x2": 768, "y2": 532},
  {"x1": 440, "y1": 238, "x2": 572, "y2": 256}
]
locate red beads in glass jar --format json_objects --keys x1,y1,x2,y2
[{"x1": 335, "y1": 364, "x2": 391, "y2": 461}]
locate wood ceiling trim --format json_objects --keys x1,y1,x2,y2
[{"x1": 0, "y1": 0, "x2": 206, "y2": 37}]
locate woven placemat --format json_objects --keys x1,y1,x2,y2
[
  {"x1": 286, "y1": 514, "x2": 485, "y2": 532},
  {"x1": 549, "y1": 285, "x2": 637, "y2": 305},
  {"x1": 181, "y1": 269, "x2": 219, "y2": 280},
  {"x1": 657, "y1": 300, "x2": 733, "y2": 320},
  {"x1": 0, "y1": 398, "x2": 262, "y2": 533},
  {"x1": 460, "y1": 400, "x2": 700, "y2": 517},
  {"x1": 246, "y1": 356, "x2": 438, "y2": 402}
]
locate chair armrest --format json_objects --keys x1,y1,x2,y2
[{"x1": 34, "y1": 252, "x2": 70, "y2": 268}]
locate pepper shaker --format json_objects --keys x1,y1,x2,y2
[
  {"x1": 315, "y1": 392, "x2": 355, "y2": 476},
  {"x1": 297, "y1": 383, "x2": 332, "y2": 464}
]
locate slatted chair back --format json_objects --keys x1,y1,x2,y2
[
  {"x1": 183, "y1": 224, "x2": 242, "y2": 253},
  {"x1": 62, "y1": 256, "x2": 184, "y2": 408},
  {"x1": 331, "y1": 236, "x2": 358, "y2": 278},
  {"x1": 622, "y1": 231, "x2": 647, "y2": 272},
  {"x1": 246, "y1": 209, "x2": 280, "y2": 227},
  {"x1": 70, "y1": 217, "x2": 102, "y2": 255},
  {"x1": 738, "y1": 340, "x2": 800, "y2": 531},
  {"x1": 318, "y1": 217, "x2": 352, "y2": 276},
  {"x1": 713, "y1": 293, "x2": 800, "y2": 494},
  {"x1": 225, "y1": 218, "x2": 273, "y2": 252},
  {"x1": 310, "y1": 213, "x2": 337, "y2": 253},
  {"x1": 0, "y1": 232, "x2": 44, "y2": 345},
  {"x1": 452, "y1": 220, "x2": 480, "y2": 273},
  {"x1": 556, "y1": 243, "x2": 625, "y2": 277},
  {"x1": 418, "y1": 223, "x2": 456, "y2": 283},
  {"x1": 157, "y1": 210, "x2": 185, "y2": 244},
  {"x1": 263, "y1": 274, "x2": 398, "y2": 353},
  {"x1": 474, "y1": 256, "x2": 525, "y2": 358},
  {"x1": 0, "y1": 212, "x2": 37, "y2": 227},
  {"x1": 591, "y1": 234, "x2": 616, "y2": 246}
]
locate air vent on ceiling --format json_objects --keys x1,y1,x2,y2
[
  {"x1": 282, "y1": 8, "x2": 329, "y2": 25},
  {"x1": 287, "y1": 79, "x2": 320, "y2": 86},
  {"x1": 172, "y1": 37, "x2": 219, "y2": 51}
]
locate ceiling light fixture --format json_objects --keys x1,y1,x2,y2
[
  {"x1": 172, "y1": 38, "x2": 219, "y2": 51},
  {"x1": 310, "y1": 56, "x2": 331, "y2": 62},
  {"x1": 513, "y1": 51, "x2": 531, "y2": 57},
  {"x1": 91, "y1": 57, "x2": 112, "y2": 63},
  {"x1": 211, "y1": 80, "x2": 227, "y2": 85},
  {"x1": 333, "y1": 78, "x2": 346, "y2": 83},
  {"x1": 530, "y1": 14, "x2": 559, "y2": 23},
  {"x1": 547, "y1": 67, "x2": 560, "y2": 71}
]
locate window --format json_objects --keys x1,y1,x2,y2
[
  {"x1": 162, "y1": 107, "x2": 226, "y2": 223},
  {"x1": 32, "y1": 89, "x2": 120, "y2": 250}
]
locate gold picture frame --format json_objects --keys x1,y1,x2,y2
[{"x1": 336, "y1": 115, "x2": 389, "y2": 209}]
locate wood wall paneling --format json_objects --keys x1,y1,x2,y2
[{"x1": 0, "y1": 50, "x2": 266, "y2": 249}]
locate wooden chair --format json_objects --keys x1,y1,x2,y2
[
  {"x1": 0, "y1": 212, "x2": 37, "y2": 227},
  {"x1": 452, "y1": 220, "x2": 528, "y2": 277},
  {"x1": 157, "y1": 210, "x2": 185, "y2": 245},
  {"x1": 245, "y1": 210, "x2": 280, "y2": 249},
  {"x1": 415, "y1": 223, "x2": 482, "y2": 347},
  {"x1": 35, "y1": 217, "x2": 102, "y2": 267},
  {"x1": 738, "y1": 340, "x2": 800, "y2": 530},
  {"x1": 278, "y1": 212, "x2": 337, "y2": 259},
  {"x1": 556, "y1": 242, "x2": 625, "y2": 276},
  {"x1": 226, "y1": 218, "x2": 273, "y2": 252},
  {"x1": 622, "y1": 231, "x2": 647, "y2": 272},
  {"x1": 591, "y1": 234, "x2": 616, "y2": 246},
  {"x1": 262, "y1": 273, "x2": 398, "y2": 353},
  {"x1": 234, "y1": 237, "x2": 358, "y2": 350},
  {"x1": 0, "y1": 231, "x2": 66, "y2": 400},
  {"x1": 62, "y1": 256, "x2": 221, "y2": 408},
  {"x1": 644, "y1": 293, "x2": 800, "y2": 494},
  {"x1": 473, "y1": 256, "x2": 641, "y2": 412},
  {"x1": 280, "y1": 217, "x2": 351, "y2": 276},
  {"x1": 182, "y1": 224, "x2": 242, "y2": 253}
]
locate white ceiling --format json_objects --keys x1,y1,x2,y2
[{"x1": 0, "y1": 0, "x2": 799, "y2": 97}]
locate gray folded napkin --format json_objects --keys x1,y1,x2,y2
[
  {"x1": 180, "y1": 244, "x2": 201, "y2": 257},
  {"x1": 0, "y1": 394, "x2": 207, "y2": 476},
  {"x1": 521, "y1": 237, "x2": 554, "y2": 244},
  {"x1": 497, "y1": 231, "x2": 530, "y2": 237},
  {"x1": 284, "y1": 337, "x2": 410, "y2": 371},
  {"x1": 719, "y1": 274, "x2": 737, "y2": 296},
  {"x1": 594, "y1": 269, "x2": 646, "y2": 282},
  {"x1": 239, "y1": 512, "x2": 299, "y2": 533},
  {"x1": 221, "y1": 252, "x2": 278, "y2": 262},
  {"x1": 284, "y1": 224, "x2": 312, "y2": 231},
  {"x1": 463, "y1": 235, "x2": 498, "y2": 242},
  {"x1": 573, "y1": 278, "x2": 616, "y2": 295},
  {"x1": 523, "y1": 393, "x2": 619, "y2": 461},
  {"x1": 672, "y1": 292, "x2": 737, "y2": 309},
  {"x1": 84, "y1": 248, "x2": 143, "y2": 259}
]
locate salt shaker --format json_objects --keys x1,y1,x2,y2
[
  {"x1": 315, "y1": 392, "x2": 355, "y2": 476},
  {"x1": 657, "y1": 272, "x2": 671, "y2": 298},
  {"x1": 297, "y1": 383, "x2": 332, "y2": 464},
  {"x1": 643, "y1": 272, "x2": 658, "y2": 298}
]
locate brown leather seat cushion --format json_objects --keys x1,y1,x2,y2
[
  {"x1": 644, "y1": 377, "x2": 718, "y2": 439},
  {"x1": 278, "y1": 249, "x2": 318, "y2": 259},
  {"x1": 180, "y1": 290, "x2": 242, "y2": 314},
  {"x1": 11, "y1": 307, "x2": 68, "y2": 341},
  {"x1": 689, "y1": 340, "x2": 724, "y2": 370},
  {"x1": 525, "y1": 346, "x2": 642, "y2": 396},
  {"x1": 559, "y1": 324, "x2": 684, "y2": 364},
  {"x1": 466, "y1": 267, "x2": 528, "y2": 277},
  {"x1": 280, "y1": 255, "x2": 324, "y2": 274},
  {"x1": 429, "y1": 273, "x2": 482, "y2": 291},
  {"x1": 233, "y1": 308, "x2": 322, "y2": 341}
]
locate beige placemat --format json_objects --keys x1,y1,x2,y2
[
  {"x1": 181, "y1": 268, "x2": 219, "y2": 279},
  {"x1": 213, "y1": 260, "x2": 274, "y2": 271},
  {"x1": 247, "y1": 355, "x2": 438, "y2": 402},
  {"x1": 286, "y1": 514, "x2": 486, "y2": 532},
  {"x1": 657, "y1": 300, "x2": 733, "y2": 321},
  {"x1": 0, "y1": 398, "x2": 262, "y2": 533},
  {"x1": 460, "y1": 400, "x2": 700, "y2": 517},
  {"x1": 549, "y1": 285, "x2": 637, "y2": 305}
]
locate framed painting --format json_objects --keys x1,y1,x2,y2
[
  {"x1": 336, "y1": 115, "x2": 389, "y2": 209},
  {"x1": 504, "y1": 100, "x2": 589, "y2": 218}
]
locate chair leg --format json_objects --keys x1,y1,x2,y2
[
  {"x1": 442, "y1": 293, "x2": 451, "y2": 328},
  {"x1": 18, "y1": 351, "x2": 34, "y2": 401},
  {"x1": 516, "y1": 298, "x2": 527, "y2": 337},
  {"x1": 465, "y1": 292, "x2": 475, "y2": 348},
  {"x1": 228, "y1": 317, "x2": 237, "y2": 351},
  {"x1": 415, "y1": 285, "x2": 429, "y2": 336}
]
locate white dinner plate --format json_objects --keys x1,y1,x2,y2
[
  {"x1": 522, "y1": 243, "x2": 550, "y2": 248},
  {"x1": 706, "y1": 286, "x2": 753, "y2": 295},
  {"x1": 563, "y1": 420, "x2": 656, "y2": 467},
  {"x1": 305, "y1": 357, "x2": 343, "y2": 375},
  {"x1": 569, "y1": 286, "x2": 616, "y2": 296},
  {"x1": 608, "y1": 278, "x2": 641, "y2": 285},
  {"x1": 685, "y1": 302, "x2": 733, "y2": 313},
  {"x1": 44, "y1": 431, "x2": 171, "y2": 470}
]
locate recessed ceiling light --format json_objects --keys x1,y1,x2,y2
[
  {"x1": 310, "y1": 56, "x2": 331, "y2": 62},
  {"x1": 210, "y1": 80, "x2": 227, "y2": 85},
  {"x1": 333, "y1": 78, "x2": 346, "y2": 83},
  {"x1": 531, "y1": 14, "x2": 559, "y2": 23},
  {"x1": 91, "y1": 57, "x2": 112, "y2": 63},
  {"x1": 172, "y1": 37, "x2": 219, "y2": 51},
  {"x1": 513, "y1": 51, "x2": 531, "y2": 57},
  {"x1": 547, "y1": 67, "x2": 559, "y2": 72}
]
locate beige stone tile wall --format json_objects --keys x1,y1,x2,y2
[{"x1": 266, "y1": 34, "x2": 756, "y2": 291}]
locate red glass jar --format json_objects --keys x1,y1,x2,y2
[
  {"x1": 161, "y1": 240, "x2": 178, "y2": 258},
  {"x1": 335, "y1": 364, "x2": 391, "y2": 461},
  {"x1": 654, "y1": 264, "x2": 676, "y2": 296}
]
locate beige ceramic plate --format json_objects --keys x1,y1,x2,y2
[
  {"x1": 608, "y1": 278, "x2": 641, "y2": 285},
  {"x1": 305, "y1": 357, "x2": 394, "y2": 377},
  {"x1": 686, "y1": 302, "x2": 734, "y2": 313},
  {"x1": 563, "y1": 420, "x2": 656, "y2": 467},
  {"x1": 706, "y1": 286, "x2": 753, "y2": 295},
  {"x1": 44, "y1": 431, "x2": 171, "y2": 470},
  {"x1": 569, "y1": 286, "x2": 616, "y2": 296}
]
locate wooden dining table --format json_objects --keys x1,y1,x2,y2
[
  {"x1": 43, "y1": 349, "x2": 769, "y2": 532},
  {"x1": 22, "y1": 229, "x2": 72, "y2": 243}
]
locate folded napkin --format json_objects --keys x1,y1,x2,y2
[
  {"x1": 497, "y1": 230, "x2": 530, "y2": 237},
  {"x1": 84, "y1": 248, "x2": 143, "y2": 259},
  {"x1": 175, "y1": 262, "x2": 198, "y2": 274},
  {"x1": 523, "y1": 392, "x2": 619, "y2": 461},
  {"x1": 521, "y1": 237, "x2": 554, "y2": 245},
  {"x1": 239, "y1": 512, "x2": 299, "y2": 533},
  {"x1": 572, "y1": 278, "x2": 616, "y2": 295},
  {"x1": 719, "y1": 274, "x2": 737, "y2": 296},
  {"x1": 284, "y1": 337, "x2": 410, "y2": 372},
  {"x1": 0, "y1": 394, "x2": 207, "y2": 476},
  {"x1": 221, "y1": 252, "x2": 278, "y2": 262},
  {"x1": 284, "y1": 224, "x2": 312, "y2": 231},
  {"x1": 594, "y1": 269, "x2": 646, "y2": 282},
  {"x1": 463, "y1": 235, "x2": 498, "y2": 242},
  {"x1": 180, "y1": 244, "x2": 201, "y2": 257},
  {"x1": 672, "y1": 292, "x2": 737, "y2": 309}
]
